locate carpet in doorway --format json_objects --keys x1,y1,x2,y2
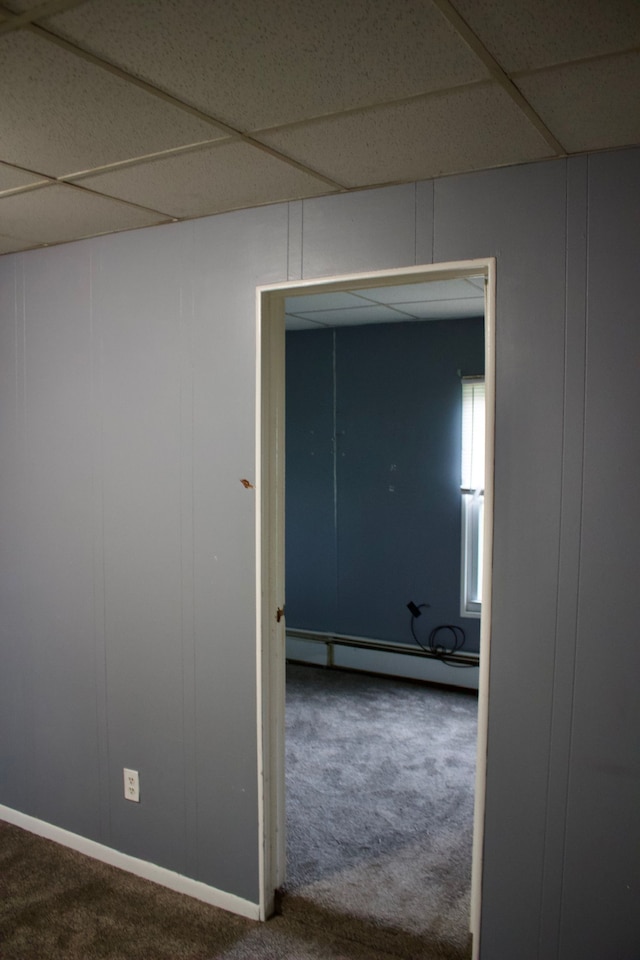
[{"x1": 281, "y1": 663, "x2": 478, "y2": 959}]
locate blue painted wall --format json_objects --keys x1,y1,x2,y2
[
  {"x1": 286, "y1": 328, "x2": 338, "y2": 632},
  {"x1": 286, "y1": 317, "x2": 484, "y2": 653}
]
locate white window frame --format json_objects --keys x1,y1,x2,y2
[{"x1": 460, "y1": 377, "x2": 485, "y2": 618}]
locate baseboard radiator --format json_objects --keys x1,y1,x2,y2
[{"x1": 286, "y1": 629, "x2": 479, "y2": 691}]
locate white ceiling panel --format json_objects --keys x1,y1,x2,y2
[
  {"x1": 0, "y1": 0, "x2": 638, "y2": 255},
  {"x1": 518, "y1": 53, "x2": 640, "y2": 152},
  {"x1": 43, "y1": 0, "x2": 489, "y2": 130},
  {"x1": 285, "y1": 315, "x2": 331, "y2": 331},
  {"x1": 285, "y1": 292, "x2": 376, "y2": 313},
  {"x1": 0, "y1": 162, "x2": 48, "y2": 193},
  {"x1": 0, "y1": 30, "x2": 226, "y2": 177},
  {"x1": 75, "y1": 142, "x2": 335, "y2": 220},
  {"x1": 355, "y1": 279, "x2": 484, "y2": 304},
  {"x1": 0, "y1": 184, "x2": 168, "y2": 244},
  {"x1": 285, "y1": 277, "x2": 485, "y2": 329},
  {"x1": 0, "y1": 233, "x2": 41, "y2": 254},
  {"x1": 258, "y1": 83, "x2": 553, "y2": 188},
  {"x1": 397, "y1": 298, "x2": 484, "y2": 320},
  {"x1": 0, "y1": 0, "x2": 90, "y2": 29},
  {"x1": 288, "y1": 304, "x2": 418, "y2": 326},
  {"x1": 452, "y1": 0, "x2": 640, "y2": 73},
  {"x1": 1, "y1": 0, "x2": 88, "y2": 11}
]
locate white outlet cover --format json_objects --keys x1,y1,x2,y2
[{"x1": 123, "y1": 768, "x2": 140, "y2": 803}]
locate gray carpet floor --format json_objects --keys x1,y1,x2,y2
[
  {"x1": 0, "y1": 820, "x2": 408, "y2": 959},
  {"x1": 282, "y1": 664, "x2": 478, "y2": 959},
  {"x1": 0, "y1": 665, "x2": 478, "y2": 959}
]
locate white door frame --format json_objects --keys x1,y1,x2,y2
[{"x1": 256, "y1": 258, "x2": 496, "y2": 957}]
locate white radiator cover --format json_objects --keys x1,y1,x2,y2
[{"x1": 286, "y1": 631, "x2": 479, "y2": 691}]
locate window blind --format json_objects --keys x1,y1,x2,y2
[{"x1": 461, "y1": 377, "x2": 485, "y2": 492}]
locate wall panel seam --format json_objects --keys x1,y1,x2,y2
[
  {"x1": 537, "y1": 156, "x2": 589, "y2": 959},
  {"x1": 536, "y1": 159, "x2": 570, "y2": 960},
  {"x1": 556, "y1": 154, "x2": 590, "y2": 958}
]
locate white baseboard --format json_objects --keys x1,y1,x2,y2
[
  {"x1": 286, "y1": 633, "x2": 479, "y2": 690},
  {"x1": 0, "y1": 805, "x2": 261, "y2": 922}
]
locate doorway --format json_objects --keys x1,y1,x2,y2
[{"x1": 257, "y1": 260, "x2": 495, "y2": 960}]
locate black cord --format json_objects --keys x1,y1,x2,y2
[
  {"x1": 409, "y1": 609, "x2": 476, "y2": 667},
  {"x1": 410, "y1": 603, "x2": 430, "y2": 649},
  {"x1": 429, "y1": 624, "x2": 465, "y2": 655}
]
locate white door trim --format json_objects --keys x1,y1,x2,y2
[{"x1": 256, "y1": 259, "x2": 496, "y2": 952}]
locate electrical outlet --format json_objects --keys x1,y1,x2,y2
[{"x1": 123, "y1": 768, "x2": 140, "y2": 803}]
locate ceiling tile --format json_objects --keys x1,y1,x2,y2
[
  {"x1": 0, "y1": 233, "x2": 41, "y2": 255},
  {"x1": 0, "y1": 0, "x2": 86, "y2": 13},
  {"x1": 292, "y1": 304, "x2": 416, "y2": 325},
  {"x1": 0, "y1": 184, "x2": 168, "y2": 244},
  {"x1": 1, "y1": 0, "x2": 637, "y2": 254},
  {"x1": 355, "y1": 279, "x2": 482, "y2": 303},
  {"x1": 285, "y1": 315, "x2": 330, "y2": 330},
  {"x1": 517, "y1": 53, "x2": 640, "y2": 152},
  {"x1": 396, "y1": 298, "x2": 484, "y2": 320},
  {"x1": 285, "y1": 279, "x2": 485, "y2": 327},
  {"x1": 2, "y1": 0, "x2": 50, "y2": 9},
  {"x1": 0, "y1": 31, "x2": 226, "y2": 177},
  {"x1": 0, "y1": 162, "x2": 48, "y2": 193},
  {"x1": 285, "y1": 292, "x2": 377, "y2": 313},
  {"x1": 258, "y1": 84, "x2": 554, "y2": 188},
  {"x1": 452, "y1": 0, "x2": 640, "y2": 73},
  {"x1": 44, "y1": 0, "x2": 489, "y2": 130},
  {"x1": 75, "y1": 142, "x2": 335, "y2": 219}
]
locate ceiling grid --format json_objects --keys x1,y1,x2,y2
[{"x1": 0, "y1": 0, "x2": 638, "y2": 254}]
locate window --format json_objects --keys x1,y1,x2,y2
[{"x1": 461, "y1": 377, "x2": 485, "y2": 617}]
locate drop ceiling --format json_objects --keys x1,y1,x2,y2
[
  {"x1": 285, "y1": 278, "x2": 485, "y2": 329},
  {"x1": 1, "y1": 0, "x2": 639, "y2": 256}
]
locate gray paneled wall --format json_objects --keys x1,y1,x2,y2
[
  {"x1": 559, "y1": 148, "x2": 640, "y2": 960},
  {"x1": 21, "y1": 245, "x2": 102, "y2": 841},
  {"x1": 0, "y1": 147, "x2": 639, "y2": 958},
  {"x1": 436, "y1": 159, "x2": 569, "y2": 955}
]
